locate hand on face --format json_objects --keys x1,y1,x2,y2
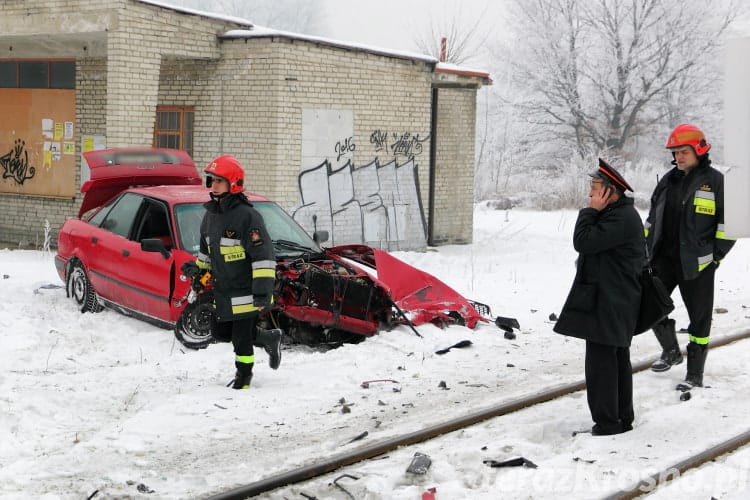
[{"x1": 588, "y1": 179, "x2": 613, "y2": 211}]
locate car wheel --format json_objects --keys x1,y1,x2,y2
[
  {"x1": 175, "y1": 291, "x2": 217, "y2": 349},
  {"x1": 67, "y1": 261, "x2": 102, "y2": 313}
]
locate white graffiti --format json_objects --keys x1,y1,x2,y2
[{"x1": 292, "y1": 158, "x2": 427, "y2": 251}]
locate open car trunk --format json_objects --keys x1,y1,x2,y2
[{"x1": 79, "y1": 148, "x2": 202, "y2": 216}]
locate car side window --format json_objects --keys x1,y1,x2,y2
[
  {"x1": 174, "y1": 203, "x2": 205, "y2": 255},
  {"x1": 136, "y1": 201, "x2": 173, "y2": 248},
  {"x1": 100, "y1": 193, "x2": 143, "y2": 239}
]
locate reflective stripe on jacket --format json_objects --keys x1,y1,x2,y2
[
  {"x1": 644, "y1": 162, "x2": 735, "y2": 281},
  {"x1": 198, "y1": 193, "x2": 276, "y2": 321}
]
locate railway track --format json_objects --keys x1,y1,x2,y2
[{"x1": 206, "y1": 328, "x2": 750, "y2": 500}]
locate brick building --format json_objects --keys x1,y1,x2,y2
[{"x1": 0, "y1": 0, "x2": 490, "y2": 251}]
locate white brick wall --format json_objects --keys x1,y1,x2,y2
[{"x1": 0, "y1": 0, "x2": 482, "y2": 249}]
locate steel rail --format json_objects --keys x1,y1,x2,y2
[
  {"x1": 205, "y1": 328, "x2": 750, "y2": 500},
  {"x1": 603, "y1": 428, "x2": 750, "y2": 500}
]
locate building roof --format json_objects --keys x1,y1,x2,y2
[
  {"x1": 136, "y1": 0, "x2": 491, "y2": 84},
  {"x1": 135, "y1": 0, "x2": 254, "y2": 27}
]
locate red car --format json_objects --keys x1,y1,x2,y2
[{"x1": 55, "y1": 148, "x2": 497, "y2": 349}]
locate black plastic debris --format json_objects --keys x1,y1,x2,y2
[
  {"x1": 483, "y1": 457, "x2": 538, "y2": 468},
  {"x1": 406, "y1": 452, "x2": 432, "y2": 474},
  {"x1": 136, "y1": 483, "x2": 154, "y2": 494},
  {"x1": 495, "y1": 316, "x2": 520, "y2": 330},
  {"x1": 435, "y1": 339, "x2": 473, "y2": 355}
]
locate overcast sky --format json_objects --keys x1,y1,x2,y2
[{"x1": 322, "y1": 0, "x2": 502, "y2": 53}]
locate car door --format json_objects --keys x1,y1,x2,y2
[
  {"x1": 121, "y1": 199, "x2": 176, "y2": 322},
  {"x1": 92, "y1": 193, "x2": 175, "y2": 322}
]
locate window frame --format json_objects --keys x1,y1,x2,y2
[
  {"x1": 153, "y1": 106, "x2": 194, "y2": 157},
  {"x1": 0, "y1": 59, "x2": 75, "y2": 89}
]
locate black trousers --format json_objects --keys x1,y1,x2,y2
[
  {"x1": 652, "y1": 254, "x2": 715, "y2": 342},
  {"x1": 585, "y1": 340, "x2": 633, "y2": 430},
  {"x1": 215, "y1": 316, "x2": 258, "y2": 376}
]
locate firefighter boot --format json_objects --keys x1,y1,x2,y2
[
  {"x1": 255, "y1": 328, "x2": 282, "y2": 370},
  {"x1": 676, "y1": 342, "x2": 708, "y2": 390},
  {"x1": 650, "y1": 319, "x2": 683, "y2": 372},
  {"x1": 230, "y1": 363, "x2": 253, "y2": 390}
]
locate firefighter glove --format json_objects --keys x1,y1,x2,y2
[
  {"x1": 253, "y1": 294, "x2": 272, "y2": 309},
  {"x1": 181, "y1": 261, "x2": 202, "y2": 278}
]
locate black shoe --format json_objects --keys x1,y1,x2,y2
[
  {"x1": 651, "y1": 347, "x2": 683, "y2": 372},
  {"x1": 230, "y1": 371, "x2": 252, "y2": 390},
  {"x1": 676, "y1": 373, "x2": 703, "y2": 391},
  {"x1": 264, "y1": 329, "x2": 282, "y2": 370},
  {"x1": 592, "y1": 422, "x2": 626, "y2": 436},
  {"x1": 256, "y1": 328, "x2": 282, "y2": 370}
]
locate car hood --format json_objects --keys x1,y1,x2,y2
[
  {"x1": 78, "y1": 148, "x2": 202, "y2": 217},
  {"x1": 327, "y1": 245, "x2": 485, "y2": 328}
]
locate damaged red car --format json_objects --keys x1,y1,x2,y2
[{"x1": 55, "y1": 148, "x2": 499, "y2": 349}]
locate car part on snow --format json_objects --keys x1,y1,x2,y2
[
  {"x1": 495, "y1": 316, "x2": 520, "y2": 331},
  {"x1": 435, "y1": 339, "x2": 473, "y2": 355},
  {"x1": 483, "y1": 457, "x2": 538, "y2": 468},
  {"x1": 406, "y1": 452, "x2": 432, "y2": 474},
  {"x1": 332, "y1": 474, "x2": 359, "y2": 499},
  {"x1": 422, "y1": 487, "x2": 437, "y2": 500},
  {"x1": 360, "y1": 379, "x2": 399, "y2": 389}
]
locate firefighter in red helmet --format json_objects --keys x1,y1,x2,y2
[
  {"x1": 645, "y1": 124, "x2": 735, "y2": 390},
  {"x1": 181, "y1": 155, "x2": 282, "y2": 389}
]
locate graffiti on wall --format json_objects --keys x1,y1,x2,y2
[
  {"x1": 334, "y1": 136, "x2": 356, "y2": 162},
  {"x1": 0, "y1": 139, "x2": 36, "y2": 185},
  {"x1": 370, "y1": 130, "x2": 428, "y2": 158},
  {"x1": 292, "y1": 155, "x2": 427, "y2": 249},
  {"x1": 299, "y1": 109, "x2": 431, "y2": 249}
]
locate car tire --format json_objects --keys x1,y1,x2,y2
[
  {"x1": 67, "y1": 261, "x2": 102, "y2": 313},
  {"x1": 175, "y1": 291, "x2": 217, "y2": 349}
]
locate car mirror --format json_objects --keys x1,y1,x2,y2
[
  {"x1": 313, "y1": 230, "x2": 329, "y2": 244},
  {"x1": 141, "y1": 238, "x2": 171, "y2": 259}
]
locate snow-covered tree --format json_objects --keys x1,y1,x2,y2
[{"x1": 503, "y1": 0, "x2": 743, "y2": 159}]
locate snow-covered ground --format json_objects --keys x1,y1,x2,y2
[{"x1": 1, "y1": 205, "x2": 749, "y2": 499}]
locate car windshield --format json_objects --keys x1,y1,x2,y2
[{"x1": 174, "y1": 200, "x2": 320, "y2": 257}]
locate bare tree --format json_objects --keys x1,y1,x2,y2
[
  {"x1": 504, "y1": 0, "x2": 742, "y2": 159},
  {"x1": 412, "y1": 4, "x2": 491, "y2": 65}
]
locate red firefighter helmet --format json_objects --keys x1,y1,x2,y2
[
  {"x1": 204, "y1": 155, "x2": 245, "y2": 194},
  {"x1": 665, "y1": 124, "x2": 711, "y2": 156}
]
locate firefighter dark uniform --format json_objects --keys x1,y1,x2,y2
[
  {"x1": 555, "y1": 159, "x2": 644, "y2": 435},
  {"x1": 183, "y1": 155, "x2": 279, "y2": 389},
  {"x1": 645, "y1": 124, "x2": 735, "y2": 389}
]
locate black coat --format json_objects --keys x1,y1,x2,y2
[
  {"x1": 644, "y1": 160, "x2": 735, "y2": 280},
  {"x1": 554, "y1": 197, "x2": 645, "y2": 347},
  {"x1": 197, "y1": 193, "x2": 276, "y2": 321}
]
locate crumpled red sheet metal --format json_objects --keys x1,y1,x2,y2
[{"x1": 328, "y1": 245, "x2": 485, "y2": 329}]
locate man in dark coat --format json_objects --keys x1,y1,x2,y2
[
  {"x1": 554, "y1": 159, "x2": 645, "y2": 436},
  {"x1": 645, "y1": 124, "x2": 735, "y2": 390}
]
